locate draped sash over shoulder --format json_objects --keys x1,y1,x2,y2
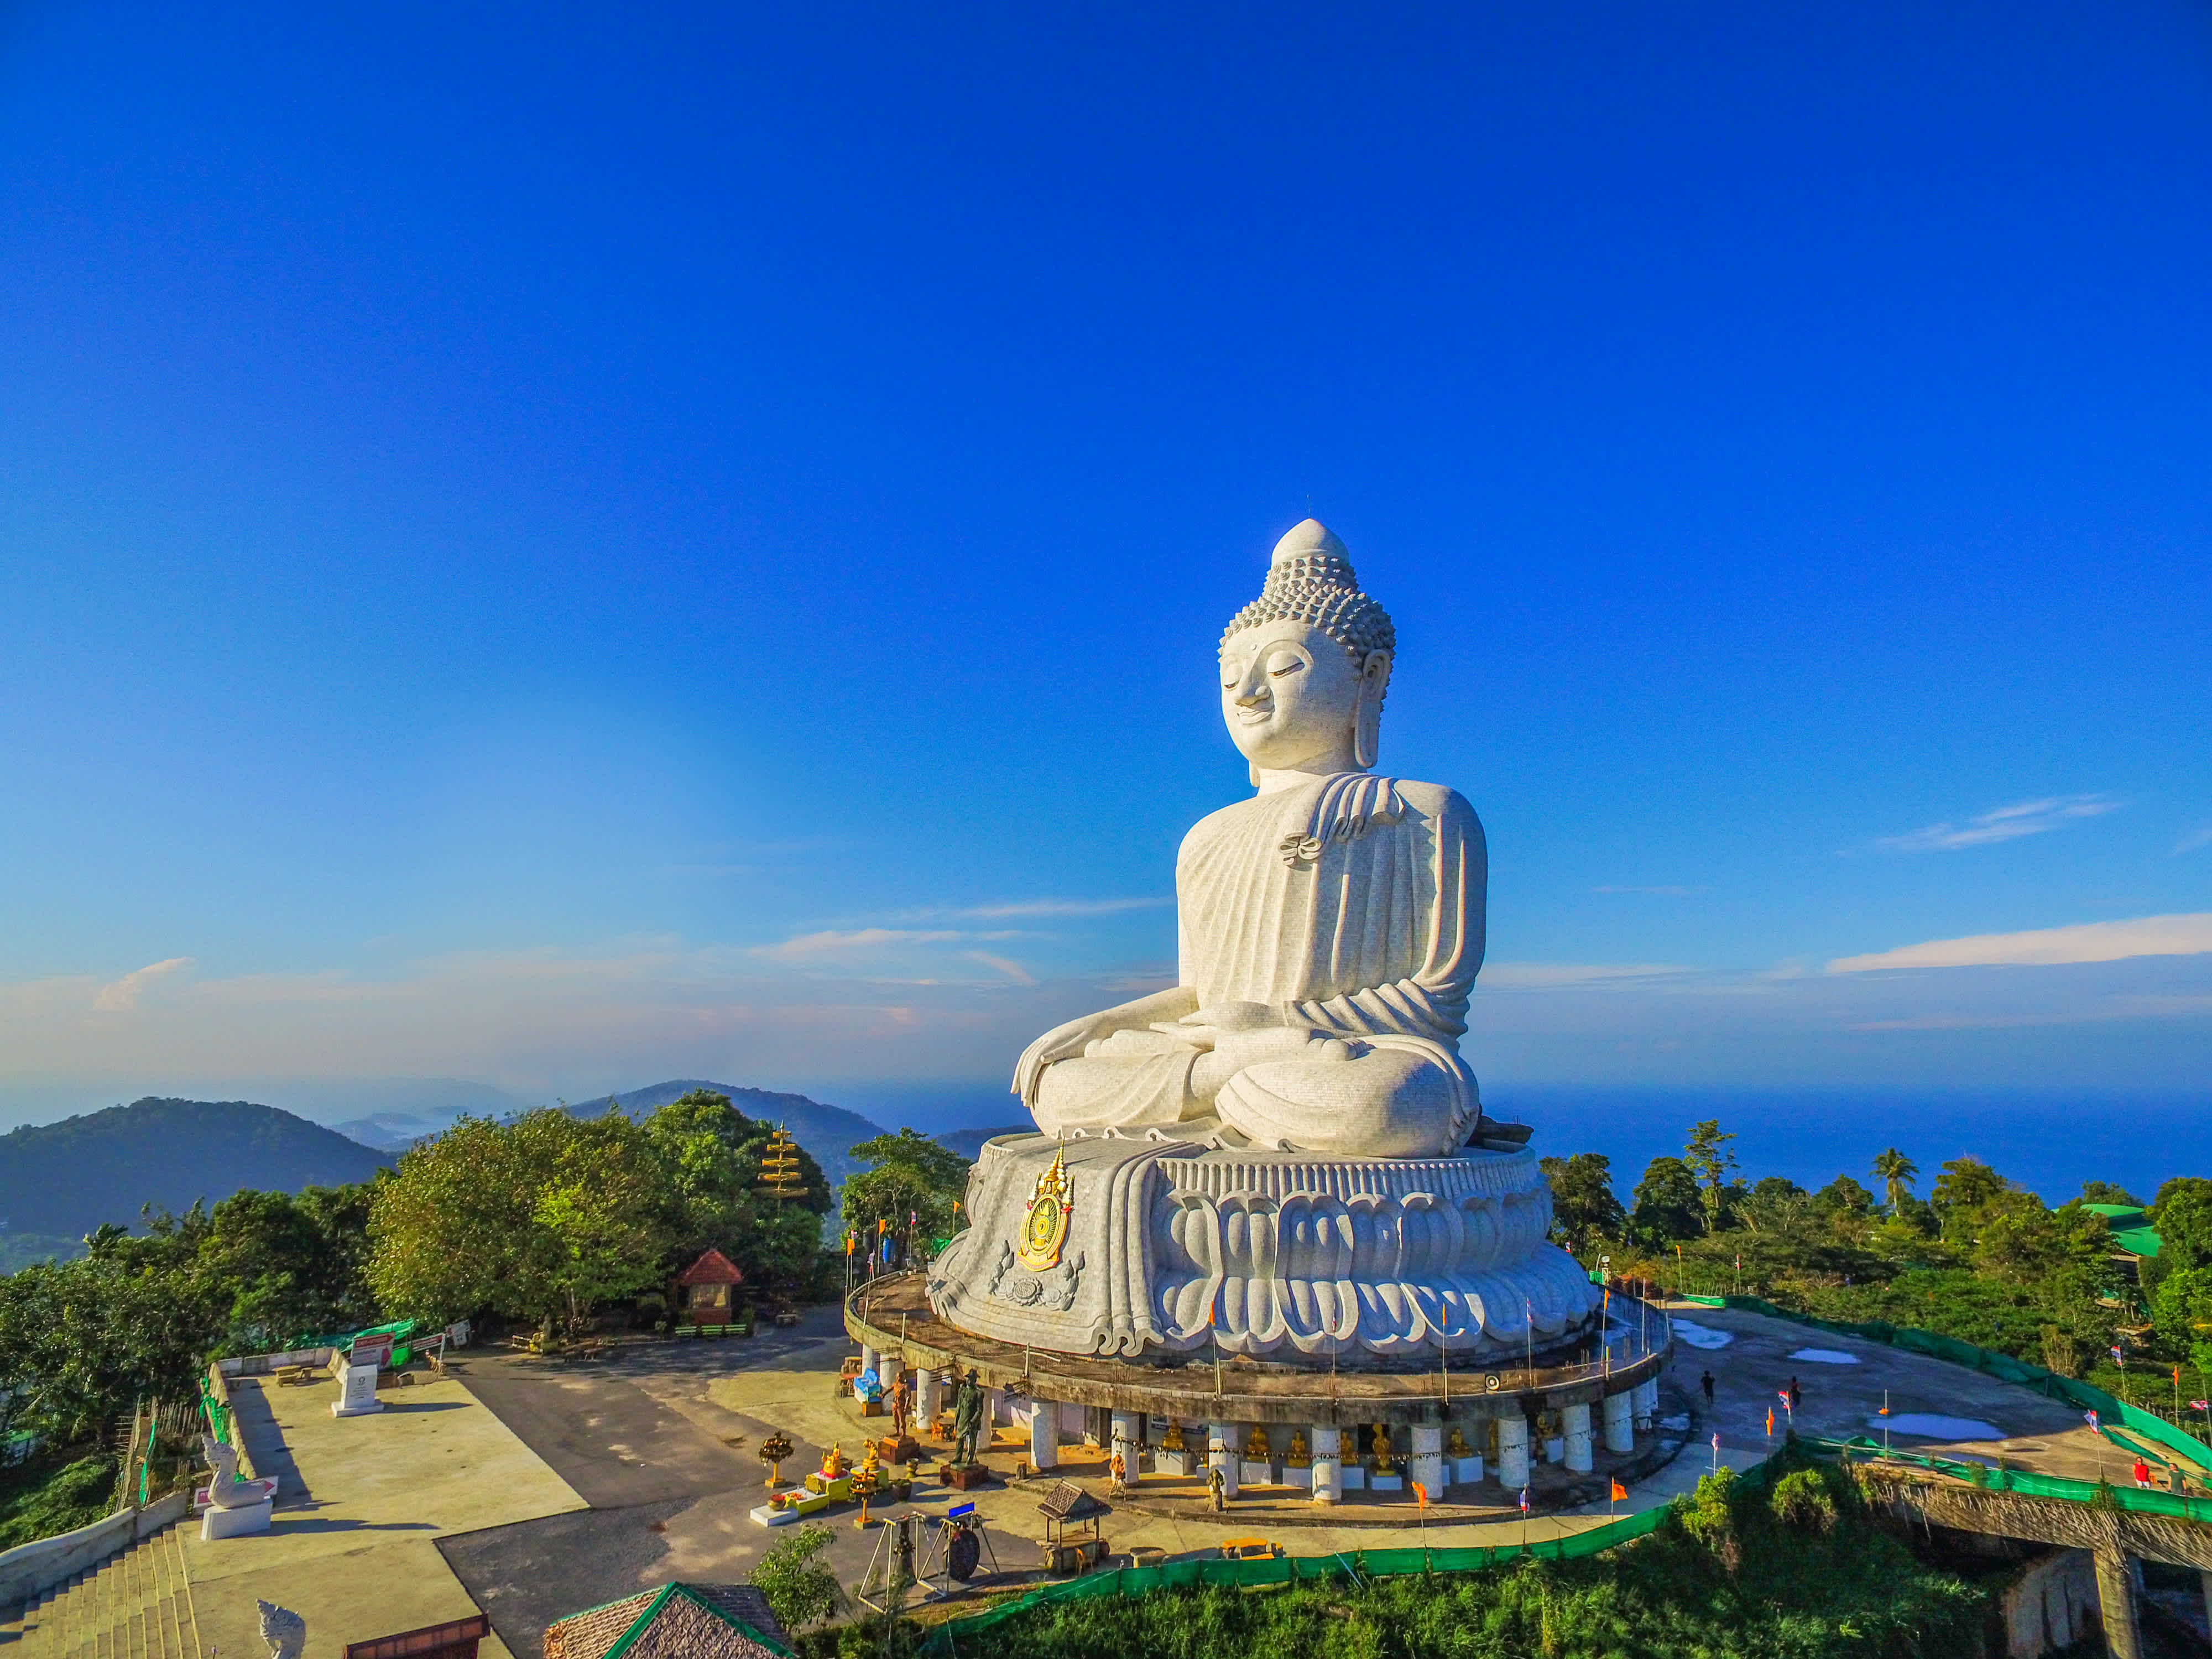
[
  {"x1": 1177, "y1": 771, "x2": 1485, "y2": 1039},
  {"x1": 1176, "y1": 771, "x2": 1488, "y2": 1147}
]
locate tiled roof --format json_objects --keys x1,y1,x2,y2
[
  {"x1": 676, "y1": 1248, "x2": 747, "y2": 1285},
  {"x1": 542, "y1": 1584, "x2": 789, "y2": 1659}
]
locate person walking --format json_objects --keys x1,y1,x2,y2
[
  {"x1": 1788, "y1": 1376, "x2": 1801, "y2": 1413},
  {"x1": 2132, "y1": 1455, "x2": 2152, "y2": 1490},
  {"x1": 1701, "y1": 1370, "x2": 1715, "y2": 1407}
]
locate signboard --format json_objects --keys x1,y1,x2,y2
[{"x1": 351, "y1": 1333, "x2": 395, "y2": 1370}]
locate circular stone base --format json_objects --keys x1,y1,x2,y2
[
  {"x1": 926, "y1": 1131, "x2": 1603, "y2": 1361},
  {"x1": 849, "y1": 1272, "x2": 1669, "y2": 1427}
]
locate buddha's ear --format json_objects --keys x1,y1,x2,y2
[{"x1": 1354, "y1": 649, "x2": 1391, "y2": 769}]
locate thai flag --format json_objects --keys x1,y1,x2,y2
[
  {"x1": 1518, "y1": 1486, "x2": 1530, "y2": 1515},
  {"x1": 1777, "y1": 1389, "x2": 1791, "y2": 1406},
  {"x1": 2192, "y1": 1400, "x2": 2209, "y2": 1412},
  {"x1": 2110, "y1": 1346, "x2": 2125, "y2": 1365},
  {"x1": 2084, "y1": 1410, "x2": 2100, "y2": 1430}
]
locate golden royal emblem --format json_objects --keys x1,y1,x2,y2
[{"x1": 1015, "y1": 1144, "x2": 1072, "y2": 1271}]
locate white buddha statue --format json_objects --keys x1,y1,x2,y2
[{"x1": 1013, "y1": 520, "x2": 1485, "y2": 1159}]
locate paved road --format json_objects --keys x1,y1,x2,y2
[{"x1": 439, "y1": 1308, "x2": 907, "y2": 1656}]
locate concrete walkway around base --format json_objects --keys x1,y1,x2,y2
[
  {"x1": 186, "y1": 1368, "x2": 587, "y2": 1659},
  {"x1": 1656, "y1": 1298, "x2": 2169, "y2": 1486}
]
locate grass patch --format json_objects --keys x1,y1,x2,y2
[{"x1": 0, "y1": 1450, "x2": 117, "y2": 1551}]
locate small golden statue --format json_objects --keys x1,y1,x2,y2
[
  {"x1": 1161, "y1": 1420, "x2": 1186, "y2": 1452},
  {"x1": 1245, "y1": 1425, "x2": 1271, "y2": 1459},
  {"x1": 857, "y1": 1438, "x2": 881, "y2": 1479},
  {"x1": 1446, "y1": 1426, "x2": 1472, "y2": 1459},
  {"x1": 1285, "y1": 1431, "x2": 1311, "y2": 1468},
  {"x1": 1369, "y1": 1423, "x2": 1395, "y2": 1473},
  {"x1": 820, "y1": 1442, "x2": 848, "y2": 1480}
]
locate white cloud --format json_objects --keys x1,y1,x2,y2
[
  {"x1": 932, "y1": 898, "x2": 1170, "y2": 920},
  {"x1": 1873, "y1": 795, "x2": 2121, "y2": 853},
  {"x1": 1481, "y1": 962, "x2": 1692, "y2": 988},
  {"x1": 1827, "y1": 912, "x2": 2212, "y2": 973},
  {"x1": 2176, "y1": 826, "x2": 2212, "y2": 855},
  {"x1": 963, "y1": 952, "x2": 1036, "y2": 985},
  {"x1": 92, "y1": 957, "x2": 195, "y2": 1011},
  {"x1": 747, "y1": 928, "x2": 967, "y2": 963}
]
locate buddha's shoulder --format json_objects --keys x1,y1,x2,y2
[{"x1": 1389, "y1": 778, "x2": 1477, "y2": 825}]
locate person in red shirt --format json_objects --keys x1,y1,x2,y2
[{"x1": 2132, "y1": 1456, "x2": 2152, "y2": 1489}]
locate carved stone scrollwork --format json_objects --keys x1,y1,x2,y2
[{"x1": 928, "y1": 1132, "x2": 1600, "y2": 1361}]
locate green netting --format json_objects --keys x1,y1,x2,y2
[
  {"x1": 1796, "y1": 1434, "x2": 2212, "y2": 1523},
  {"x1": 1677, "y1": 1294, "x2": 2212, "y2": 1471},
  {"x1": 919, "y1": 1467, "x2": 1745, "y2": 1653}
]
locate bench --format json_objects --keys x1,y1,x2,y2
[{"x1": 674, "y1": 1325, "x2": 700, "y2": 1340}]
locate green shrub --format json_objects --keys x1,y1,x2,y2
[{"x1": 0, "y1": 1454, "x2": 117, "y2": 1551}]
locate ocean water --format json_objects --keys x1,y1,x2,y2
[{"x1": 828, "y1": 1080, "x2": 2212, "y2": 1206}]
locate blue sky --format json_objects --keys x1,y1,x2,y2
[{"x1": 2, "y1": 2, "x2": 2209, "y2": 1136}]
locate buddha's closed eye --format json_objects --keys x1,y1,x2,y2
[{"x1": 1266, "y1": 652, "x2": 1304, "y2": 679}]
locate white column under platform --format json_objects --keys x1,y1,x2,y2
[
  {"x1": 1563, "y1": 1402, "x2": 1594, "y2": 1473},
  {"x1": 915, "y1": 1365, "x2": 941, "y2": 1429},
  {"x1": 1603, "y1": 1390, "x2": 1635, "y2": 1454},
  {"x1": 1310, "y1": 1426, "x2": 1343, "y2": 1505},
  {"x1": 1496, "y1": 1413, "x2": 1531, "y2": 1490},
  {"x1": 859, "y1": 1342, "x2": 879, "y2": 1381},
  {"x1": 1409, "y1": 1425, "x2": 1444, "y2": 1498},
  {"x1": 1030, "y1": 1397, "x2": 1058, "y2": 1470},
  {"x1": 1112, "y1": 1411, "x2": 1139, "y2": 1481},
  {"x1": 1632, "y1": 1378, "x2": 1655, "y2": 1431},
  {"x1": 1208, "y1": 1422, "x2": 1239, "y2": 1500}
]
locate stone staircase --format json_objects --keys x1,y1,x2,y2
[{"x1": 2, "y1": 1522, "x2": 201, "y2": 1659}]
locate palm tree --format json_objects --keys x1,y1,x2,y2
[{"x1": 1872, "y1": 1149, "x2": 1919, "y2": 1215}]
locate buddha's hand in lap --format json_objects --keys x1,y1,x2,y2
[
  {"x1": 1014, "y1": 1012, "x2": 1127, "y2": 1105},
  {"x1": 1188, "y1": 1025, "x2": 1366, "y2": 1101}
]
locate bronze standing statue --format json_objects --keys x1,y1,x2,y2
[{"x1": 951, "y1": 1369, "x2": 985, "y2": 1466}]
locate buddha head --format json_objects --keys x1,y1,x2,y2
[{"x1": 1220, "y1": 520, "x2": 1396, "y2": 785}]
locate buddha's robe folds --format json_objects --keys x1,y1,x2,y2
[{"x1": 1032, "y1": 771, "x2": 1485, "y2": 1157}]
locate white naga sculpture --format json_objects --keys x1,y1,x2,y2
[
  {"x1": 931, "y1": 522, "x2": 1600, "y2": 1361},
  {"x1": 1016, "y1": 519, "x2": 1481, "y2": 1159},
  {"x1": 200, "y1": 1433, "x2": 261, "y2": 1508},
  {"x1": 258, "y1": 1600, "x2": 306, "y2": 1659}
]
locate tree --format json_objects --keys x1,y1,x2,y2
[
  {"x1": 1812, "y1": 1175, "x2": 1875, "y2": 1217},
  {"x1": 638, "y1": 1091, "x2": 831, "y2": 1295},
  {"x1": 367, "y1": 1109, "x2": 672, "y2": 1338},
  {"x1": 1683, "y1": 1120, "x2": 1739, "y2": 1235},
  {"x1": 1930, "y1": 1157, "x2": 2008, "y2": 1226},
  {"x1": 1629, "y1": 1157, "x2": 1703, "y2": 1247},
  {"x1": 752, "y1": 1522, "x2": 846, "y2": 1633},
  {"x1": 1870, "y1": 1149, "x2": 1919, "y2": 1214},
  {"x1": 1538, "y1": 1153, "x2": 1626, "y2": 1258},
  {"x1": 2078, "y1": 1181, "x2": 2141, "y2": 1207},
  {"x1": 841, "y1": 1129, "x2": 972, "y2": 1262},
  {"x1": 2150, "y1": 1267, "x2": 2212, "y2": 1377},
  {"x1": 193, "y1": 1182, "x2": 380, "y2": 1350},
  {"x1": 2151, "y1": 1178, "x2": 2212, "y2": 1274}
]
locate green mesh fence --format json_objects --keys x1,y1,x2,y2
[
  {"x1": 1678, "y1": 1294, "x2": 2212, "y2": 1471},
  {"x1": 1797, "y1": 1433, "x2": 2212, "y2": 1524},
  {"x1": 918, "y1": 1464, "x2": 1769, "y2": 1653}
]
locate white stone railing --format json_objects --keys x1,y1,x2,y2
[{"x1": 0, "y1": 1488, "x2": 190, "y2": 1607}]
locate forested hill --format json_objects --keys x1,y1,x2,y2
[
  {"x1": 571, "y1": 1079, "x2": 886, "y2": 1192},
  {"x1": 0, "y1": 1098, "x2": 390, "y2": 1240}
]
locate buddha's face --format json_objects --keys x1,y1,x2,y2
[{"x1": 1219, "y1": 619, "x2": 1367, "y2": 773}]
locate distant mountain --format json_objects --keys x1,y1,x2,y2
[
  {"x1": 330, "y1": 1111, "x2": 447, "y2": 1152},
  {"x1": 0, "y1": 1098, "x2": 392, "y2": 1240},
  {"x1": 567, "y1": 1080, "x2": 889, "y2": 1194},
  {"x1": 935, "y1": 1124, "x2": 1033, "y2": 1164}
]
